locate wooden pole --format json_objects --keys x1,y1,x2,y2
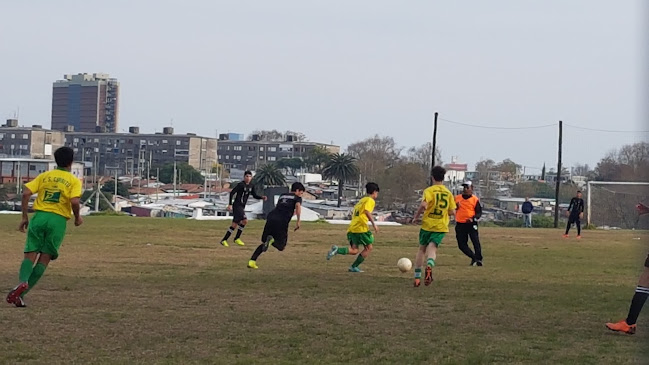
[
  {"x1": 554, "y1": 120, "x2": 563, "y2": 228},
  {"x1": 431, "y1": 112, "x2": 438, "y2": 185}
]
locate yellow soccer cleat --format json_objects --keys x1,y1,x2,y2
[
  {"x1": 234, "y1": 239, "x2": 245, "y2": 246},
  {"x1": 220, "y1": 240, "x2": 229, "y2": 247},
  {"x1": 247, "y1": 260, "x2": 259, "y2": 269}
]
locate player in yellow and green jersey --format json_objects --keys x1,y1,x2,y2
[
  {"x1": 6, "y1": 147, "x2": 83, "y2": 308},
  {"x1": 412, "y1": 166, "x2": 456, "y2": 287},
  {"x1": 326, "y1": 182, "x2": 379, "y2": 272}
]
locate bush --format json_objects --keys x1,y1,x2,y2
[{"x1": 503, "y1": 215, "x2": 555, "y2": 228}]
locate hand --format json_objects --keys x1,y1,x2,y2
[
  {"x1": 373, "y1": 225, "x2": 379, "y2": 234},
  {"x1": 579, "y1": 213, "x2": 584, "y2": 219},
  {"x1": 294, "y1": 222, "x2": 301, "y2": 231},
  {"x1": 75, "y1": 216, "x2": 84, "y2": 227},
  {"x1": 262, "y1": 196, "x2": 268, "y2": 201},
  {"x1": 227, "y1": 205, "x2": 232, "y2": 212},
  {"x1": 18, "y1": 218, "x2": 29, "y2": 233}
]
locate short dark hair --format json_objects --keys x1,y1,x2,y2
[
  {"x1": 431, "y1": 166, "x2": 446, "y2": 182},
  {"x1": 291, "y1": 182, "x2": 305, "y2": 192},
  {"x1": 54, "y1": 147, "x2": 74, "y2": 168},
  {"x1": 577, "y1": 190, "x2": 582, "y2": 193},
  {"x1": 366, "y1": 182, "x2": 380, "y2": 194},
  {"x1": 244, "y1": 170, "x2": 252, "y2": 176}
]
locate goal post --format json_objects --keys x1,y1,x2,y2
[{"x1": 587, "y1": 181, "x2": 649, "y2": 229}]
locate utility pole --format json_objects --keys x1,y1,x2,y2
[
  {"x1": 553, "y1": 121, "x2": 563, "y2": 228},
  {"x1": 431, "y1": 112, "x2": 438, "y2": 185},
  {"x1": 114, "y1": 169, "x2": 118, "y2": 211}
]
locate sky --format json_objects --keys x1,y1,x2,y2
[{"x1": 1, "y1": 0, "x2": 647, "y2": 173}]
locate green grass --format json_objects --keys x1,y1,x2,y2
[{"x1": 0, "y1": 216, "x2": 647, "y2": 364}]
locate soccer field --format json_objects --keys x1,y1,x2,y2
[{"x1": 1, "y1": 216, "x2": 647, "y2": 364}]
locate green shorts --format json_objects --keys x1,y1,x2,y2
[
  {"x1": 24, "y1": 211, "x2": 68, "y2": 260},
  {"x1": 419, "y1": 229, "x2": 445, "y2": 247},
  {"x1": 347, "y1": 232, "x2": 374, "y2": 247}
]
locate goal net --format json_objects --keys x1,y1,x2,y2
[{"x1": 587, "y1": 182, "x2": 649, "y2": 229}]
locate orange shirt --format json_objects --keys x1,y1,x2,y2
[{"x1": 455, "y1": 194, "x2": 480, "y2": 223}]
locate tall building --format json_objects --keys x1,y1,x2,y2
[
  {"x1": 51, "y1": 73, "x2": 120, "y2": 133},
  {"x1": 0, "y1": 119, "x2": 65, "y2": 158}
]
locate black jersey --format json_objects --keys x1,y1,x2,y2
[
  {"x1": 229, "y1": 182, "x2": 263, "y2": 207},
  {"x1": 270, "y1": 193, "x2": 302, "y2": 221},
  {"x1": 568, "y1": 198, "x2": 584, "y2": 215}
]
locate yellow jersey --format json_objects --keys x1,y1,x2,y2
[
  {"x1": 421, "y1": 184, "x2": 456, "y2": 233},
  {"x1": 348, "y1": 196, "x2": 376, "y2": 233},
  {"x1": 24, "y1": 168, "x2": 82, "y2": 219}
]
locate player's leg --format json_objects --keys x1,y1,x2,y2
[
  {"x1": 576, "y1": 219, "x2": 582, "y2": 238},
  {"x1": 221, "y1": 221, "x2": 239, "y2": 247},
  {"x1": 468, "y1": 227, "x2": 483, "y2": 266},
  {"x1": 7, "y1": 213, "x2": 46, "y2": 305},
  {"x1": 606, "y1": 267, "x2": 649, "y2": 334},
  {"x1": 414, "y1": 243, "x2": 427, "y2": 287},
  {"x1": 327, "y1": 233, "x2": 358, "y2": 259},
  {"x1": 234, "y1": 218, "x2": 249, "y2": 246},
  {"x1": 424, "y1": 242, "x2": 438, "y2": 286},
  {"x1": 455, "y1": 224, "x2": 475, "y2": 265},
  {"x1": 350, "y1": 244, "x2": 372, "y2": 272},
  {"x1": 249, "y1": 221, "x2": 273, "y2": 269},
  {"x1": 564, "y1": 217, "x2": 572, "y2": 237}
]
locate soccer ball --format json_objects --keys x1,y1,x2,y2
[{"x1": 397, "y1": 258, "x2": 412, "y2": 273}]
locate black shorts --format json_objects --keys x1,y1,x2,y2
[
  {"x1": 261, "y1": 215, "x2": 290, "y2": 251},
  {"x1": 232, "y1": 205, "x2": 247, "y2": 223},
  {"x1": 568, "y1": 214, "x2": 581, "y2": 224}
]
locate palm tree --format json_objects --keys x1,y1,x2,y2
[
  {"x1": 253, "y1": 163, "x2": 287, "y2": 187},
  {"x1": 322, "y1": 153, "x2": 359, "y2": 207}
]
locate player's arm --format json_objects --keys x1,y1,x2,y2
[
  {"x1": 71, "y1": 178, "x2": 83, "y2": 226},
  {"x1": 413, "y1": 199, "x2": 428, "y2": 223},
  {"x1": 18, "y1": 187, "x2": 34, "y2": 232},
  {"x1": 251, "y1": 183, "x2": 266, "y2": 200},
  {"x1": 228, "y1": 183, "x2": 242, "y2": 208},
  {"x1": 474, "y1": 199, "x2": 483, "y2": 220},
  {"x1": 364, "y1": 209, "x2": 378, "y2": 233},
  {"x1": 294, "y1": 202, "x2": 301, "y2": 230}
]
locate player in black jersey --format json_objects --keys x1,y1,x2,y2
[
  {"x1": 247, "y1": 182, "x2": 305, "y2": 269},
  {"x1": 563, "y1": 191, "x2": 585, "y2": 238},
  {"x1": 221, "y1": 171, "x2": 266, "y2": 247}
]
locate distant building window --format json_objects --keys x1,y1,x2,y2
[
  {"x1": 259, "y1": 155, "x2": 264, "y2": 160},
  {"x1": 260, "y1": 147, "x2": 264, "y2": 152},
  {"x1": 0, "y1": 133, "x2": 3, "y2": 140},
  {"x1": 176, "y1": 140, "x2": 181, "y2": 146},
  {"x1": 226, "y1": 146, "x2": 230, "y2": 151},
  {"x1": 162, "y1": 150, "x2": 168, "y2": 153},
  {"x1": 234, "y1": 146, "x2": 242, "y2": 151},
  {"x1": 19, "y1": 145, "x2": 28, "y2": 150},
  {"x1": 269, "y1": 147, "x2": 277, "y2": 152},
  {"x1": 162, "y1": 140, "x2": 168, "y2": 144},
  {"x1": 22, "y1": 134, "x2": 28, "y2": 139},
  {"x1": 225, "y1": 155, "x2": 230, "y2": 160},
  {"x1": 236, "y1": 155, "x2": 241, "y2": 160},
  {"x1": 268, "y1": 156, "x2": 276, "y2": 161},
  {"x1": 94, "y1": 138, "x2": 100, "y2": 143},
  {"x1": 30, "y1": 165, "x2": 36, "y2": 171}
]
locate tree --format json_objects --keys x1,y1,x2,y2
[
  {"x1": 495, "y1": 158, "x2": 521, "y2": 181},
  {"x1": 101, "y1": 180, "x2": 130, "y2": 197},
  {"x1": 376, "y1": 161, "x2": 428, "y2": 210},
  {"x1": 347, "y1": 135, "x2": 401, "y2": 183},
  {"x1": 322, "y1": 153, "x2": 360, "y2": 207},
  {"x1": 572, "y1": 163, "x2": 591, "y2": 177},
  {"x1": 404, "y1": 142, "x2": 442, "y2": 173},
  {"x1": 277, "y1": 158, "x2": 304, "y2": 176},
  {"x1": 305, "y1": 146, "x2": 331, "y2": 173},
  {"x1": 594, "y1": 142, "x2": 649, "y2": 182},
  {"x1": 252, "y1": 164, "x2": 287, "y2": 187},
  {"x1": 157, "y1": 163, "x2": 205, "y2": 184}
]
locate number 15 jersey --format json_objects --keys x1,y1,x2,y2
[{"x1": 421, "y1": 185, "x2": 456, "y2": 233}]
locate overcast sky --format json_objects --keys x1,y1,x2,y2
[{"x1": 1, "y1": 1, "x2": 646, "y2": 172}]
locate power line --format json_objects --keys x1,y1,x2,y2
[
  {"x1": 563, "y1": 123, "x2": 649, "y2": 133},
  {"x1": 439, "y1": 118, "x2": 555, "y2": 130}
]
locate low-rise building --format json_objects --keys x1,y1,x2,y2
[
  {"x1": 0, "y1": 158, "x2": 84, "y2": 184},
  {"x1": 0, "y1": 119, "x2": 65, "y2": 159}
]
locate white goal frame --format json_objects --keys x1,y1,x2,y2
[{"x1": 587, "y1": 181, "x2": 649, "y2": 226}]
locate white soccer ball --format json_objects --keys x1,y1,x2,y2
[{"x1": 397, "y1": 258, "x2": 412, "y2": 273}]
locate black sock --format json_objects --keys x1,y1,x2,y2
[
  {"x1": 235, "y1": 225, "x2": 245, "y2": 240},
  {"x1": 626, "y1": 289, "x2": 649, "y2": 325},
  {"x1": 222, "y1": 228, "x2": 234, "y2": 241},
  {"x1": 565, "y1": 223, "x2": 571, "y2": 235},
  {"x1": 577, "y1": 221, "x2": 581, "y2": 235},
  {"x1": 251, "y1": 244, "x2": 264, "y2": 261}
]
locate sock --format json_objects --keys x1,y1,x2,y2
[
  {"x1": 222, "y1": 228, "x2": 234, "y2": 242},
  {"x1": 414, "y1": 268, "x2": 422, "y2": 279},
  {"x1": 565, "y1": 223, "x2": 570, "y2": 235},
  {"x1": 626, "y1": 289, "x2": 649, "y2": 325},
  {"x1": 19, "y1": 258, "x2": 34, "y2": 283},
  {"x1": 251, "y1": 244, "x2": 264, "y2": 261},
  {"x1": 351, "y1": 254, "x2": 365, "y2": 268},
  {"x1": 337, "y1": 247, "x2": 349, "y2": 255},
  {"x1": 427, "y1": 258, "x2": 436, "y2": 268},
  {"x1": 577, "y1": 221, "x2": 581, "y2": 235},
  {"x1": 235, "y1": 225, "x2": 246, "y2": 240},
  {"x1": 22, "y1": 263, "x2": 46, "y2": 297}
]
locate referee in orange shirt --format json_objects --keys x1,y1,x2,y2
[{"x1": 454, "y1": 181, "x2": 484, "y2": 266}]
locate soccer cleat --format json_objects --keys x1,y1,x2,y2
[
  {"x1": 13, "y1": 296, "x2": 26, "y2": 308},
  {"x1": 476, "y1": 260, "x2": 483, "y2": 267},
  {"x1": 234, "y1": 239, "x2": 245, "y2": 246},
  {"x1": 263, "y1": 236, "x2": 274, "y2": 252},
  {"x1": 576, "y1": 235, "x2": 582, "y2": 239},
  {"x1": 348, "y1": 266, "x2": 364, "y2": 273},
  {"x1": 326, "y1": 245, "x2": 338, "y2": 260},
  {"x1": 606, "y1": 320, "x2": 636, "y2": 335},
  {"x1": 6, "y1": 282, "x2": 28, "y2": 306},
  {"x1": 414, "y1": 278, "x2": 421, "y2": 287},
  {"x1": 562, "y1": 234, "x2": 569, "y2": 238},
  {"x1": 247, "y1": 260, "x2": 259, "y2": 269},
  {"x1": 470, "y1": 260, "x2": 477, "y2": 266},
  {"x1": 220, "y1": 240, "x2": 229, "y2": 247},
  {"x1": 424, "y1": 266, "x2": 434, "y2": 286}
]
